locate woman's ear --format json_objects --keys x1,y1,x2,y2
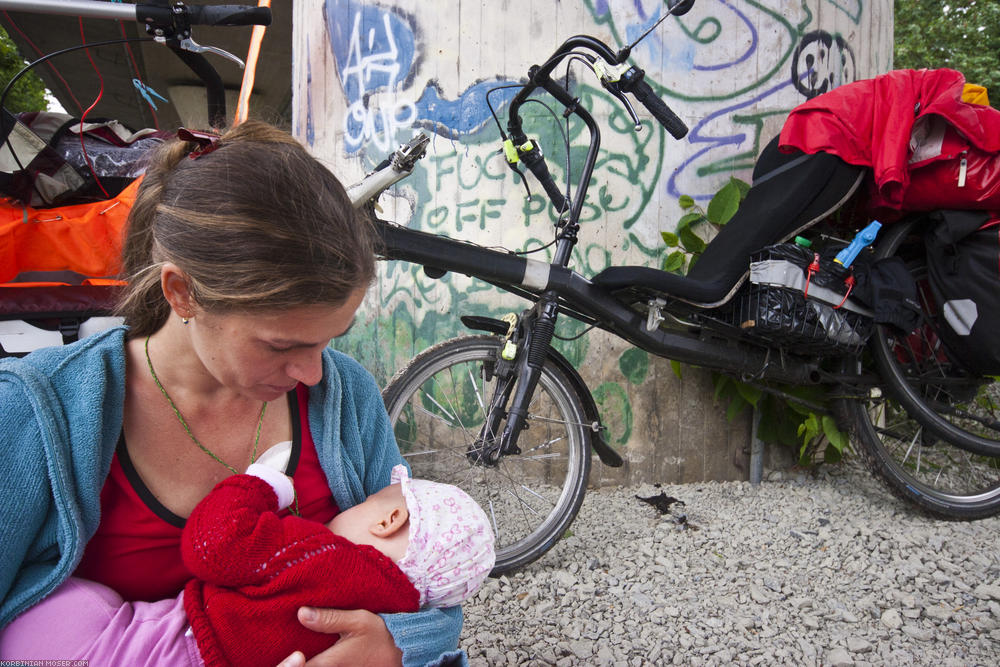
[
  {"x1": 369, "y1": 505, "x2": 409, "y2": 538},
  {"x1": 160, "y1": 263, "x2": 196, "y2": 319}
]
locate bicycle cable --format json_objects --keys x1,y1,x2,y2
[
  {"x1": 0, "y1": 36, "x2": 154, "y2": 204},
  {"x1": 78, "y1": 17, "x2": 111, "y2": 199},
  {"x1": 552, "y1": 323, "x2": 596, "y2": 342}
]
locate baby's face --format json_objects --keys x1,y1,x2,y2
[{"x1": 326, "y1": 483, "x2": 411, "y2": 561}]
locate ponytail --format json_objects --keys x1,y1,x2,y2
[{"x1": 115, "y1": 120, "x2": 376, "y2": 338}]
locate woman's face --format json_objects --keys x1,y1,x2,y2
[{"x1": 189, "y1": 287, "x2": 367, "y2": 402}]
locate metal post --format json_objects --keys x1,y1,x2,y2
[{"x1": 749, "y1": 406, "x2": 764, "y2": 485}]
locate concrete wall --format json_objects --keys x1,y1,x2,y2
[{"x1": 292, "y1": 0, "x2": 893, "y2": 486}]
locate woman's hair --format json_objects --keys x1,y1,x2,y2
[{"x1": 116, "y1": 120, "x2": 376, "y2": 338}]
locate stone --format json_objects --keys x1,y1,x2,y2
[
  {"x1": 847, "y1": 637, "x2": 873, "y2": 653},
  {"x1": 924, "y1": 604, "x2": 952, "y2": 622},
  {"x1": 826, "y1": 647, "x2": 854, "y2": 666},
  {"x1": 901, "y1": 625, "x2": 934, "y2": 641},
  {"x1": 973, "y1": 583, "x2": 1000, "y2": 601},
  {"x1": 881, "y1": 609, "x2": 903, "y2": 630}
]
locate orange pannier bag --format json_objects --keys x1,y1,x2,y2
[{"x1": 0, "y1": 176, "x2": 141, "y2": 284}]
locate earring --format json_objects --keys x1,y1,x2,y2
[{"x1": 181, "y1": 317, "x2": 190, "y2": 325}]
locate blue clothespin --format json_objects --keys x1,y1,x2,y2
[{"x1": 133, "y1": 79, "x2": 168, "y2": 110}]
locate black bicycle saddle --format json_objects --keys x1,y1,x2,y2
[{"x1": 591, "y1": 135, "x2": 865, "y2": 305}]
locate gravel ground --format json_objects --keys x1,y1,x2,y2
[{"x1": 461, "y1": 460, "x2": 1000, "y2": 666}]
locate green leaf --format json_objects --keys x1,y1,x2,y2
[
  {"x1": 823, "y1": 441, "x2": 844, "y2": 464},
  {"x1": 662, "y1": 250, "x2": 686, "y2": 273},
  {"x1": 679, "y1": 227, "x2": 707, "y2": 254},
  {"x1": 800, "y1": 413, "x2": 820, "y2": 447},
  {"x1": 735, "y1": 382, "x2": 762, "y2": 407},
  {"x1": 822, "y1": 416, "x2": 849, "y2": 453},
  {"x1": 706, "y1": 180, "x2": 741, "y2": 225},
  {"x1": 725, "y1": 394, "x2": 748, "y2": 422},
  {"x1": 678, "y1": 194, "x2": 696, "y2": 210},
  {"x1": 731, "y1": 177, "x2": 751, "y2": 200},
  {"x1": 670, "y1": 359, "x2": 682, "y2": 379},
  {"x1": 661, "y1": 231, "x2": 679, "y2": 248},
  {"x1": 676, "y1": 211, "x2": 704, "y2": 233}
]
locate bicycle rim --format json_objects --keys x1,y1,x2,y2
[
  {"x1": 382, "y1": 335, "x2": 591, "y2": 573},
  {"x1": 838, "y1": 381, "x2": 1000, "y2": 519}
]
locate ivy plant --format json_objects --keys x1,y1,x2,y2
[{"x1": 665, "y1": 178, "x2": 851, "y2": 467}]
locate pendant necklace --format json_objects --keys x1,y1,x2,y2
[{"x1": 144, "y1": 335, "x2": 267, "y2": 475}]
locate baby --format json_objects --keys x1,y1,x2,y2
[{"x1": 0, "y1": 463, "x2": 495, "y2": 667}]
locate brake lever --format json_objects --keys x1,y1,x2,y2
[
  {"x1": 177, "y1": 37, "x2": 246, "y2": 68},
  {"x1": 499, "y1": 142, "x2": 534, "y2": 200},
  {"x1": 591, "y1": 59, "x2": 642, "y2": 131}
]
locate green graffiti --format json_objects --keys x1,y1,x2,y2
[
  {"x1": 695, "y1": 109, "x2": 792, "y2": 178},
  {"x1": 826, "y1": 0, "x2": 862, "y2": 24},
  {"x1": 592, "y1": 381, "x2": 633, "y2": 446},
  {"x1": 619, "y1": 348, "x2": 649, "y2": 386},
  {"x1": 678, "y1": 15, "x2": 722, "y2": 45}
]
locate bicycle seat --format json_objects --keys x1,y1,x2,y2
[{"x1": 591, "y1": 136, "x2": 865, "y2": 305}]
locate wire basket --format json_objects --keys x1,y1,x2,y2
[{"x1": 722, "y1": 244, "x2": 874, "y2": 355}]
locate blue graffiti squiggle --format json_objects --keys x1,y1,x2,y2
[{"x1": 325, "y1": 0, "x2": 517, "y2": 154}]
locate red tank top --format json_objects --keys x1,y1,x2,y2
[{"x1": 75, "y1": 384, "x2": 339, "y2": 601}]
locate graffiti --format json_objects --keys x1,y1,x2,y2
[
  {"x1": 325, "y1": 0, "x2": 518, "y2": 155},
  {"x1": 305, "y1": 0, "x2": 885, "y2": 459},
  {"x1": 792, "y1": 31, "x2": 857, "y2": 99}
]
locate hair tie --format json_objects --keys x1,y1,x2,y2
[{"x1": 177, "y1": 128, "x2": 222, "y2": 160}]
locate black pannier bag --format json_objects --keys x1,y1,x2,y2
[{"x1": 925, "y1": 209, "x2": 1000, "y2": 375}]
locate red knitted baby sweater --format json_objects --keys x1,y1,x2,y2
[{"x1": 181, "y1": 475, "x2": 419, "y2": 667}]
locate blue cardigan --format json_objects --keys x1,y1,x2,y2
[{"x1": 0, "y1": 327, "x2": 464, "y2": 667}]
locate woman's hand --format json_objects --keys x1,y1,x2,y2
[{"x1": 276, "y1": 607, "x2": 403, "y2": 667}]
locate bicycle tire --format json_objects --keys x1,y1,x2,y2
[
  {"x1": 382, "y1": 335, "x2": 591, "y2": 573},
  {"x1": 835, "y1": 222, "x2": 1000, "y2": 519}
]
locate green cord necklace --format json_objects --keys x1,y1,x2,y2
[{"x1": 144, "y1": 335, "x2": 267, "y2": 475}]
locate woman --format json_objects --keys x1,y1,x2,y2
[{"x1": 0, "y1": 121, "x2": 464, "y2": 666}]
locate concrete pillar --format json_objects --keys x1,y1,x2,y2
[{"x1": 292, "y1": 0, "x2": 893, "y2": 485}]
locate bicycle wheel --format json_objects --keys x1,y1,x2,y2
[
  {"x1": 836, "y1": 223, "x2": 1000, "y2": 519},
  {"x1": 383, "y1": 335, "x2": 591, "y2": 573}
]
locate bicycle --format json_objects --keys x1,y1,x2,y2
[{"x1": 345, "y1": 0, "x2": 1000, "y2": 574}]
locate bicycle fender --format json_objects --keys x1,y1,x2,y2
[{"x1": 460, "y1": 315, "x2": 623, "y2": 468}]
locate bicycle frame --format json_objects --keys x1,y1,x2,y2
[{"x1": 361, "y1": 31, "x2": 848, "y2": 465}]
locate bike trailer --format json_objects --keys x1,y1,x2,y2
[
  {"x1": 0, "y1": 112, "x2": 148, "y2": 357},
  {"x1": 924, "y1": 209, "x2": 1000, "y2": 374}
]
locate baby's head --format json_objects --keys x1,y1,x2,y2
[{"x1": 327, "y1": 465, "x2": 495, "y2": 607}]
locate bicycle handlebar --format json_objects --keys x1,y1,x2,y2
[
  {"x1": 0, "y1": 1, "x2": 269, "y2": 26},
  {"x1": 183, "y1": 4, "x2": 271, "y2": 27},
  {"x1": 520, "y1": 142, "x2": 568, "y2": 213},
  {"x1": 620, "y1": 69, "x2": 688, "y2": 139}
]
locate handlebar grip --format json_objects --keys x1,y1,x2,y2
[
  {"x1": 630, "y1": 79, "x2": 688, "y2": 140},
  {"x1": 186, "y1": 5, "x2": 272, "y2": 27},
  {"x1": 521, "y1": 146, "x2": 568, "y2": 213}
]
